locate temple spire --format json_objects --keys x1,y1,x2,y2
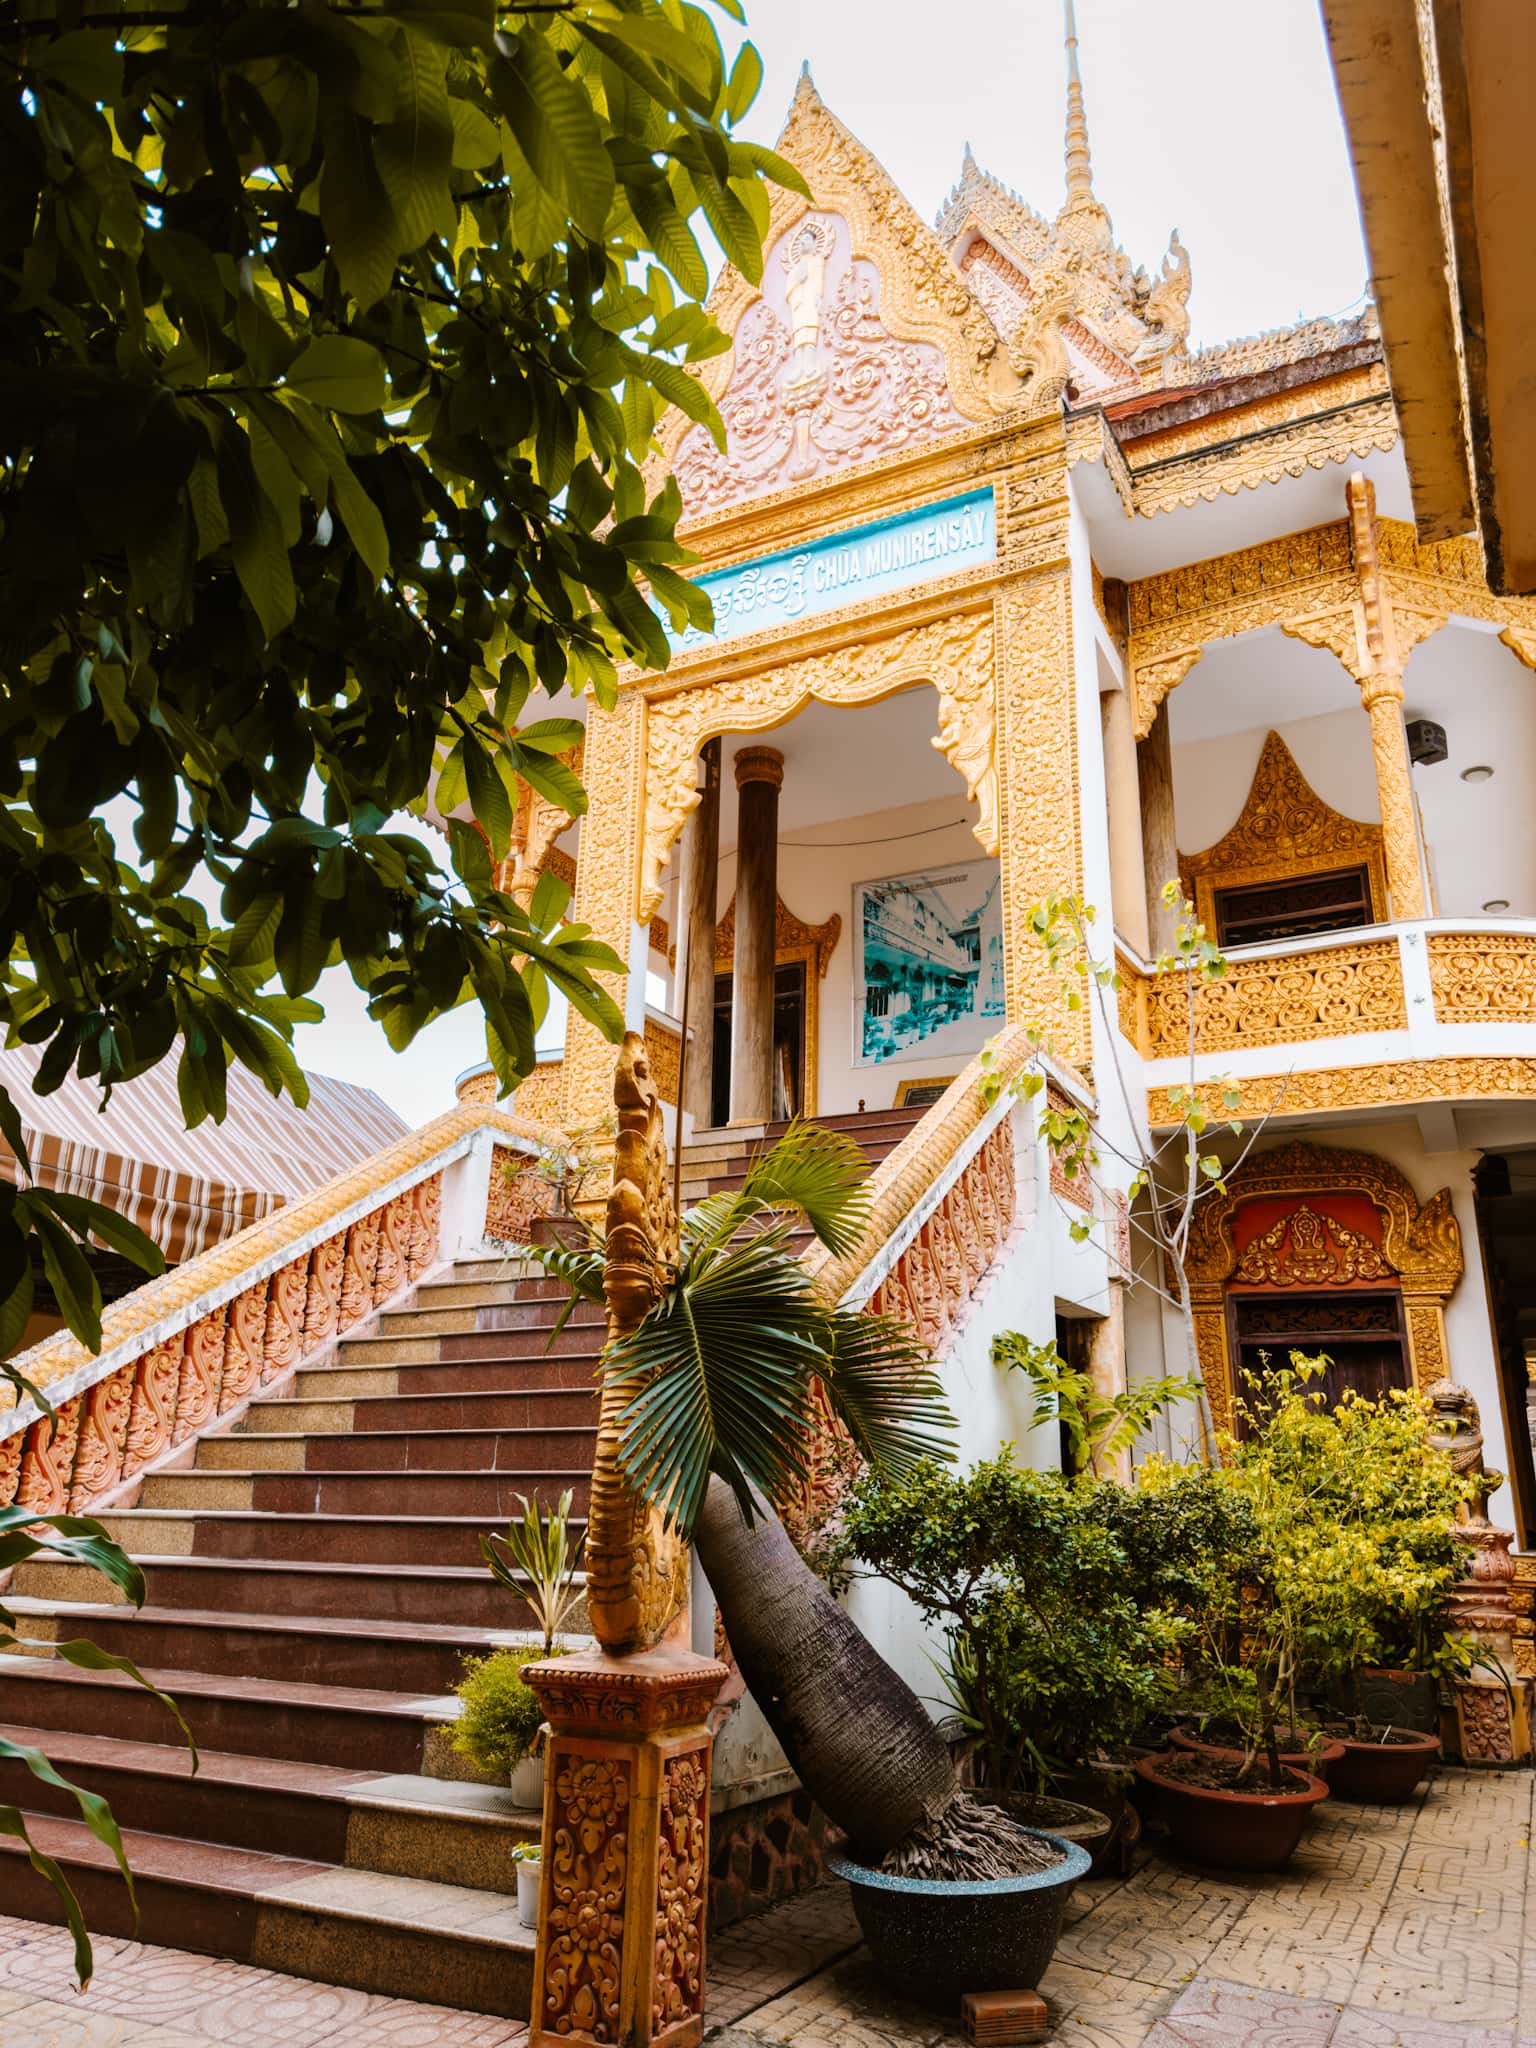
[{"x1": 1062, "y1": 0, "x2": 1096, "y2": 213}]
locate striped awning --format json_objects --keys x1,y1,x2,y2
[{"x1": 0, "y1": 1043, "x2": 409, "y2": 1264}]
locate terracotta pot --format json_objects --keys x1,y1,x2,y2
[
  {"x1": 1135, "y1": 1753, "x2": 1329, "y2": 1871},
  {"x1": 1328, "y1": 1728, "x2": 1439, "y2": 1803},
  {"x1": 1169, "y1": 1726, "x2": 1347, "y2": 1786}
]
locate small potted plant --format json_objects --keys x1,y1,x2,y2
[
  {"x1": 445, "y1": 1645, "x2": 555, "y2": 1803},
  {"x1": 510, "y1": 1840, "x2": 541, "y2": 1929},
  {"x1": 478, "y1": 1488, "x2": 585, "y2": 1805}
]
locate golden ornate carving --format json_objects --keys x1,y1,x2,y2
[
  {"x1": 637, "y1": 608, "x2": 996, "y2": 925},
  {"x1": 406, "y1": 1170, "x2": 443, "y2": 1281},
  {"x1": 1179, "y1": 730, "x2": 1389, "y2": 933},
  {"x1": 1151, "y1": 1056, "x2": 1536, "y2": 1128},
  {"x1": 588, "y1": 1033, "x2": 690, "y2": 1656},
  {"x1": 653, "y1": 1752, "x2": 709, "y2": 2033},
  {"x1": 996, "y1": 567, "x2": 1087, "y2": 1060},
  {"x1": 562, "y1": 689, "x2": 645, "y2": 1133},
  {"x1": 1142, "y1": 938, "x2": 1405, "y2": 1057},
  {"x1": 1232, "y1": 1203, "x2": 1388, "y2": 1286},
  {"x1": 0, "y1": 1429, "x2": 19, "y2": 1509},
  {"x1": 1428, "y1": 933, "x2": 1536, "y2": 1024},
  {"x1": 1123, "y1": 365, "x2": 1391, "y2": 468},
  {"x1": 263, "y1": 1256, "x2": 309, "y2": 1380},
  {"x1": 373, "y1": 1191, "x2": 412, "y2": 1304},
  {"x1": 1125, "y1": 394, "x2": 1400, "y2": 523},
  {"x1": 641, "y1": 1019, "x2": 682, "y2": 1109},
  {"x1": 541, "y1": 1750, "x2": 630, "y2": 2041},
  {"x1": 301, "y1": 1236, "x2": 343, "y2": 1352},
  {"x1": 485, "y1": 1145, "x2": 556, "y2": 1246},
  {"x1": 655, "y1": 73, "x2": 1018, "y2": 503},
  {"x1": 1184, "y1": 1140, "x2": 1463, "y2": 1424}
]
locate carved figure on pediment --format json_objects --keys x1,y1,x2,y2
[
  {"x1": 1233, "y1": 1202, "x2": 1388, "y2": 1288},
  {"x1": 783, "y1": 217, "x2": 834, "y2": 383},
  {"x1": 1136, "y1": 229, "x2": 1191, "y2": 356},
  {"x1": 1005, "y1": 246, "x2": 1078, "y2": 414}
]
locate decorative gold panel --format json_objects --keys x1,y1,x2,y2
[
  {"x1": 1149, "y1": 1056, "x2": 1536, "y2": 1129},
  {"x1": 1427, "y1": 933, "x2": 1536, "y2": 1025},
  {"x1": 1179, "y1": 729, "x2": 1388, "y2": 933},
  {"x1": 1141, "y1": 938, "x2": 1405, "y2": 1058}
]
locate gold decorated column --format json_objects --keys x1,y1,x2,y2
[
  {"x1": 527, "y1": 1033, "x2": 727, "y2": 2048},
  {"x1": 562, "y1": 691, "x2": 646, "y2": 1130},
  {"x1": 1347, "y1": 474, "x2": 1428, "y2": 921}
]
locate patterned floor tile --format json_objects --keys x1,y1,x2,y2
[
  {"x1": 1140, "y1": 1976, "x2": 1341, "y2": 2046},
  {"x1": 1331, "y1": 2006, "x2": 1515, "y2": 2047}
]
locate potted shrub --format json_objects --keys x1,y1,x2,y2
[
  {"x1": 446, "y1": 1644, "x2": 562, "y2": 1804},
  {"x1": 1227, "y1": 1358, "x2": 1469, "y2": 1803},
  {"x1": 510, "y1": 1840, "x2": 542, "y2": 1929},
  {"x1": 476, "y1": 1487, "x2": 585, "y2": 1804},
  {"x1": 835, "y1": 1455, "x2": 1254, "y2": 1876}
]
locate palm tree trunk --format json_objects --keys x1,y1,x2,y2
[{"x1": 694, "y1": 1476, "x2": 956, "y2": 1860}]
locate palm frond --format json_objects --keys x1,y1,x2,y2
[
  {"x1": 605, "y1": 1231, "x2": 828, "y2": 1535},
  {"x1": 821, "y1": 1308, "x2": 957, "y2": 1477},
  {"x1": 737, "y1": 1119, "x2": 873, "y2": 1258},
  {"x1": 679, "y1": 1187, "x2": 757, "y2": 1258}
]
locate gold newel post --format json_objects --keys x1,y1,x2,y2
[{"x1": 524, "y1": 1031, "x2": 728, "y2": 2048}]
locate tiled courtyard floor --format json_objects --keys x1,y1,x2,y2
[{"x1": 2, "y1": 1767, "x2": 1531, "y2": 2046}]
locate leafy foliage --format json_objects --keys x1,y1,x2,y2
[
  {"x1": 992, "y1": 1330, "x2": 1201, "y2": 1478},
  {"x1": 1, "y1": 1502, "x2": 194, "y2": 1987},
  {"x1": 517, "y1": 1121, "x2": 955, "y2": 1537},
  {"x1": 446, "y1": 1641, "x2": 564, "y2": 1776},
  {"x1": 834, "y1": 1456, "x2": 1237, "y2": 1794},
  {"x1": 0, "y1": 0, "x2": 801, "y2": 1338},
  {"x1": 480, "y1": 1486, "x2": 585, "y2": 1655}
]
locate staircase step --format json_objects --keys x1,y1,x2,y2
[
  {"x1": 291, "y1": 1352, "x2": 600, "y2": 1398},
  {"x1": 0, "y1": 1726, "x2": 537, "y2": 1883},
  {"x1": 12, "y1": 1553, "x2": 535, "y2": 1628},
  {"x1": 91, "y1": 1507, "x2": 585, "y2": 1573},
  {"x1": 201, "y1": 1425, "x2": 599, "y2": 1474},
  {"x1": 239, "y1": 1386, "x2": 599, "y2": 1435},
  {"x1": 5, "y1": 1600, "x2": 530, "y2": 1692},
  {"x1": 0, "y1": 1654, "x2": 450, "y2": 1771},
  {"x1": 0, "y1": 1812, "x2": 535, "y2": 2017},
  {"x1": 141, "y1": 1468, "x2": 593, "y2": 1518}
]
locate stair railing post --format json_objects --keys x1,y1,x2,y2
[{"x1": 524, "y1": 1030, "x2": 727, "y2": 2048}]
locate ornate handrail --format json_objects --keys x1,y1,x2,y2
[
  {"x1": 802, "y1": 1022, "x2": 1063, "y2": 1341},
  {"x1": 0, "y1": 1099, "x2": 568, "y2": 1519}
]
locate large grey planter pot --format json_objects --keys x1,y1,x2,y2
[{"x1": 826, "y1": 1830, "x2": 1090, "y2": 2008}]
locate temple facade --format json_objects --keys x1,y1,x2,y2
[{"x1": 498, "y1": 22, "x2": 1536, "y2": 1588}]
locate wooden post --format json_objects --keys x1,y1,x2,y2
[
  {"x1": 729, "y1": 746, "x2": 783, "y2": 1126},
  {"x1": 1137, "y1": 703, "x2": 1179, "y2": 954},
  {"x1": 1100, "y1": 684, "x2": 1151, "y2": 957},
  {"x1": 679, "y1": 740, "x2": 720, "y2": 1132}
]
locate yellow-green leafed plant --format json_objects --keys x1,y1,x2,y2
[
  {"x1": 448, "y1": 1646, "x2": 562, "y2": 1777},
  {"x1": 481, "y1": 1490, "x2": 585, "y2": 1656}
]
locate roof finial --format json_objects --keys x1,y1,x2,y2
[{"x1": 1062, "y1": 0, "x2": 1096, "y2": 214}]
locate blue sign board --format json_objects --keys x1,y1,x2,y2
[{"x1": 665, "y1": 488, "x2": 995, "y2": 653}]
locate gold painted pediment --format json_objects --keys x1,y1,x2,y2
[
  {"x1": 654, "y1": 74, "x2": 1021, "y2": 516},
  {"x1": 1180, "y1": 729, "x2": 1388, "y2": 929}
]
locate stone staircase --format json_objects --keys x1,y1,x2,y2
[
  {"x1": 0, "y1": 1105, "x2": 926, "y2": 2017},
  {"x1": 0, "y1": 1253, "x2": 599, "y2": 2019}
]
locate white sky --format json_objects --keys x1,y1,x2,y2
[{"x1": 287, "y1": 0, "x2": 1372, "y2": 1130}]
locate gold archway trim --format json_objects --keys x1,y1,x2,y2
[
  {"x1": 1184, "y1": 1138, "x2": 1463, "y2": 1441},
  {"x1": 1180, "y1": 729, "x2": 1388, "y2": 931},
  {"x1": 637, "y1": 609, "x2": 996, "y2": 923}
]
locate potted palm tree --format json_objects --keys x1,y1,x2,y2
[{"x1": 521, "y1": 1123, "x2": 1089, "y2": 2004}]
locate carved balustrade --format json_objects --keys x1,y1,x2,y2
[{"x1": 0, "y1": 1104, "x2": 565, "y2": 1519}]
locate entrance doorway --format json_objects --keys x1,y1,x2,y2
[
  {"x1": 1226, "y1": 1290, "x2": 1410, "y2": 1426},
  {"x1": 712, "y1": 962, "x2": 807, "y2": 1127}
]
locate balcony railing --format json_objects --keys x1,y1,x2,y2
[{"x1": 1117, "y1": 919, "x2": 1536, "y2": 1063}]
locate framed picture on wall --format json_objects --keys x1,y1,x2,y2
[
  {"x1": 852, "y1": 859, "x2": 1004, "y2": 1069},
  {"x1": 895, "y1": 1077, "x2": 957, "y2": 1108}
]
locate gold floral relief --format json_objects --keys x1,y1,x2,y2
[
  {"x1": 653, "y1": 1750, "x2": 710, "y2": 2033},
  {"x1": 541, "y1": 1750, "x2": 631, "y2": 2044},
  {"x1": 1152, "y1": 1056, "x2": 1536, "y2": 1131},
  {"x1": 1427, "y1": 932, "x2": 1536, "y2": 1025},
  {"x1": 1141, "y1": 939, "x2": 1405, "y2": 1058}
]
